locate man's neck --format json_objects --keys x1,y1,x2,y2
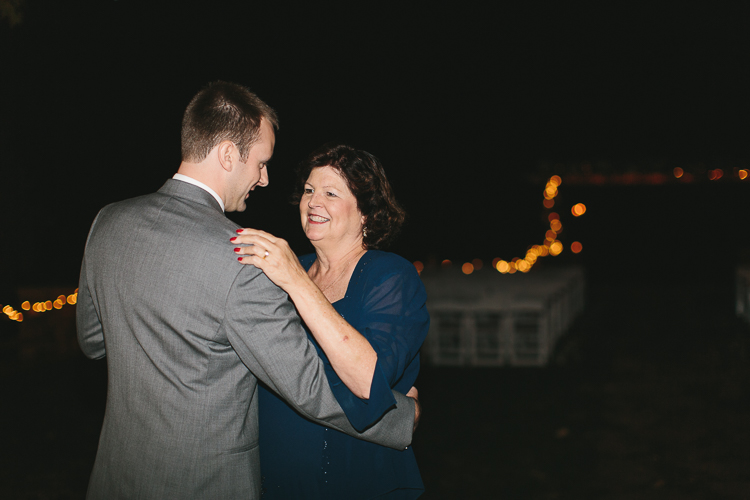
[{"x1": 174, "y1": 163, "x2": 226, "y2": 211}]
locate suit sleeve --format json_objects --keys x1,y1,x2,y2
[
  {"x1": 76, "y1": 212, "x2": 106, "y2": 360},
  {"x1": 324, "y1": 263, "x2": 429, "y2": 428},
  {"x1": 223, "y1": 266, "x2": 414, "y2": 450}
]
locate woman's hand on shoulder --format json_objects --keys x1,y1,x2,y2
[{"x1": 231, "y1": 228, "x2": 308, "y2": 292}]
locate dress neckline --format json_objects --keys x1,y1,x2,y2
[{"x1": 307, "y1": 250, "x2": 371, "y2": 305}]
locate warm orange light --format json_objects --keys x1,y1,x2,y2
[
  {"x1": 413, "y1": 261, "x2": 424, "y2": 274},
  {"x1": 68, "y1": 294, "x2": 77, "y2": 305},
  {"x1": 517, "y1": 260, "x2": 531, "y2": 273},
  {"x1": 53, "y1": 300, "x2": 63, "y2": 310},
  {"x1": 441, "y1": 259, "x2": 452, "y2": 268},
  {"x1": 571, "y1": 241, "x2": 583, "y2": 254},
  {"x1": 545, "y1": 230, "x2": 557, "y2": 241},
  {"x1": 21, "y1": 301, "x2": 30, "y2": 310},
  {"x1": 572, "y1": 203, "x2": 587, "y2": 216},
  {"x1": 492, "y1": 257, "x2": 501, "y2": 268},
  {"x1": 549, "y1": 175, "x2": 562, "y2": 187},
  {"x1": 549, "y1": 241, "x2": 563, "y2": 256},
  {"x1": 45, "y1": 300, "x2": 53, "y2": 310},
  {"x1": 538, "y1": 245, "x2": 549, "y2": 257},
  {"x1": 507, "y1": 264, "x2": 517, "y2": 274},
  {"x1": 2, "y1": 305, "x2": 11, "y2": 315},
  {"x1": 673, "y1": 167, "x2": 683, "y2": 178},
  {"x1": 550, "y1": 219, "x2": 562, "y2": 232},
  {"x1": 740, "y1": 169, "x2": 748, "y2": 180},
  {"x1": 496, "y1": 260, "x2": 510, "y2": 273},
  {"x1": 708, "y1": 169, "x2": 724, "y2": 180},
  {"x1": 548, "y1": 212, "x2": 559, "y2": 221},
  {"x1": 14, "y1": 312, "x2": 23, "y2": 322},
  {"x1": 543, "y1": 198, "x2": 555, "y2": 209},
  {"x1": 461, "y1": 263, "x2": 474, "y2": 275},
  {"x1": 471, "y1": 258, "x2": 483, "y2": 270}
]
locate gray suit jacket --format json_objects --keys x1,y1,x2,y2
[{"x1": 77, "y1": 179, "x2": 414, "y2": 499}]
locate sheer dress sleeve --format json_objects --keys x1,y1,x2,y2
[{"x1": 326, "y1": 255, "x2": 430, "y2": 430}]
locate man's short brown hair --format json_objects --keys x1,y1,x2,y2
[{"x1": 181, "y1": 81, "x2": 279, "y2": 163}]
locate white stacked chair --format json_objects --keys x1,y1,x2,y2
[{"x1": 421, "y1": 266, "x2": 585, "y2": 366}]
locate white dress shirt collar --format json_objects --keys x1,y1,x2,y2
[{"x1": 172, "y1": 173, "x2": 225, "y2": 212}]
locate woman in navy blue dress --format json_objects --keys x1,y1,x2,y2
[{"x1": 233, "y1": 144, "x2": 429, "y2": 499}]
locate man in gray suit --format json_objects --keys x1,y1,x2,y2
[{"x1": 77, "y1": 81, "x2": 416, "y2": 499}]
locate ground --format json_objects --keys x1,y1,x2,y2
[{"x1": 2, "y1": 276, "x2": 749, "y2": 499}]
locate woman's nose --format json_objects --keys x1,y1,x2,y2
[{"x1": 308, "y1": 192, "x2": 320, "y2": 207}]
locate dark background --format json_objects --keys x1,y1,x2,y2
[
  {"x1": 2, "y1": 1, "x2": 749, "y2": 287},
  {"x1": 2, "y1": 1, "x2": 750, "y2": 498}
]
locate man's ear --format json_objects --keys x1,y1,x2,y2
[{"x1": 217, "y1": 141, "x2": 237, "y2": 172}]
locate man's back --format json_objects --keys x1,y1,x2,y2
[{"x1": 79, "y1": 180, "x2": 276, "y2": 497}]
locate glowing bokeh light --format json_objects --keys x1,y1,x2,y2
[
  {"x1": 739, "y1": 169, "x2": 748, "y2": 180},
  {"x1": 413, "y1": 261, "x2": 424, "y2": 274},
  {"x1": 517, "y1": 260, "x2": 531, "y2": 273},
  {"x1": 549, "y1": 241, "x2": 563, "y2": 256},
  {"x1": 571, "y1": 241, "x2": 583, "y2": 254},
  {"x1": 441, "y1": 259, "x2": 452, "y2": 268},
  {"x1": 461, "y1": 263, "x2": 474, "y2": 275},
  {"x1": 548, "y1": 212, "x2": 559, "y2": 222},
  {"x1": 21, "y1": 301, "x2": 30, "y2": 310},
  {"x1": 496, "y1": 260, "x2": 510, "y2": 273},
  {"x1": 549, "y1": 175, "x2": 562, "y2": 187},
  {"x1": 471, "y1": 258, "x2": 483, "y2": 270},
  {"x1": 673, "y1": 167, "x2": 683, "y2": 178},
  {"x1": 572, "y1": 203, "x2": 587, "y2": 216},
  {"x1": 545, "y1": 230, "x2": 557, "y2": 241},
  {"x1": 543, "y1": 198, "x2": 555, "y2": 208},
  {"x1": 550, "y1": 219, "x2": 562, "y2": 232}
]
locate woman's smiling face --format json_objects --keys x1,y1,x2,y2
[{"x1": 299, "y1": 166, "x2": 365, "y2": 246}]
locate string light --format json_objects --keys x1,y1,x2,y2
[
  {"x1": 2, "y1": 290, "x2": 78, "y2": 323},
  {"x1": 415, "y1": 175, "x2": 586, "y2": 276}
]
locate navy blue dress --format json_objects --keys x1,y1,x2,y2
[{"x1": 259, "y1": 250, "x2": 429, "y2": 499}]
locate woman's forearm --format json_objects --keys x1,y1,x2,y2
[{"x1": 285, "y1": 277, "x2": 377, "y2": 399}]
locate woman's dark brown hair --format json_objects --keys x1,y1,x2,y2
[{"x1": 292, "y1": 144, "x2": 405, "y2": 249}]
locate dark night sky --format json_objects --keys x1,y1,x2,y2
[{"x1": 2, "y1": 1, "x2": 749, "y2": 288}]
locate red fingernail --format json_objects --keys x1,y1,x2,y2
[
  {"x1": 237, "y1": 257, "x2": 243, "y2": 262},
  {"x1": 230, "y1": 237, "x2": 237, "y2": 242},
  {"x1": 236, "y1": 229, "x2": 243, "y2": 234},
  {"x1": 234, "y1": 248, "x2": 240, "y2": 253}
]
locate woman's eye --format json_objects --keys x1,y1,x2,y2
[
  {"x1": 304, "y1": 188, "x2": 313, "y2": 195},
  {"x1": 327, "y1": 191, "x2": 337, "y2": 197}
]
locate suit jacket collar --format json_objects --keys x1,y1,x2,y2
[{"x1": 158, "y1": 179, "x2": 224, "y2": 214}]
